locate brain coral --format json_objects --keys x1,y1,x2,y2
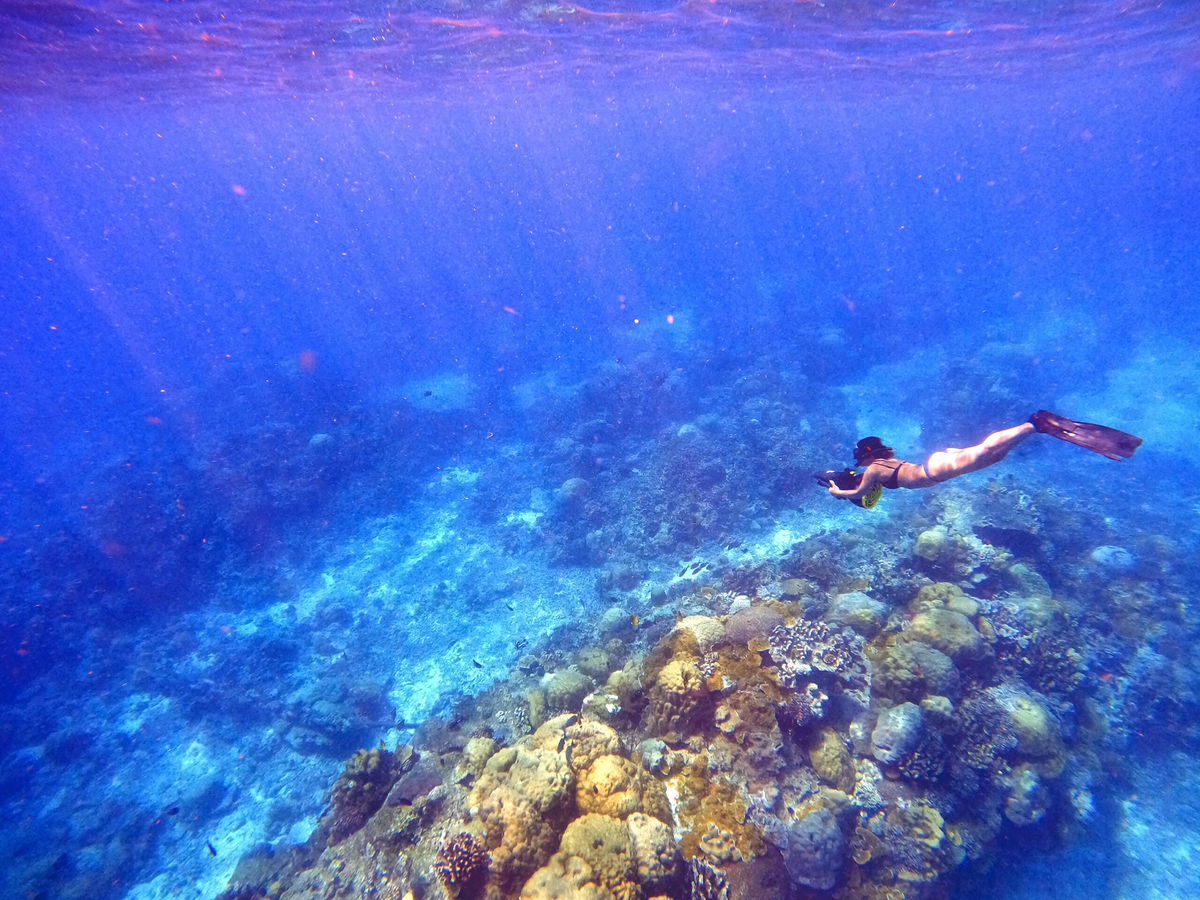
[
  {"x1": 775, "y1": 806, "x2": 846, "y2": 891},
  {"x1": 1003, "y1": 764, "x2": 1050, "y2": 825},
  {"x1": 546, "y1": 668, "x2": 595, "y2": 712},
  {"x1": 826, "y1": 590, "x2": 888, "y2": 636},
  {"x1": 914, "y1": 581, "x2": 973, "y2": 612},
  {"x1": 990, "y1": 687, "x2": 1063, "y2": 761},
  {"x1": 872, "y1": 702, "x2": 926, "y2": 765}
]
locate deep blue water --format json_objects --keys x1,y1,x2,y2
[{"x1": 1, "y1": 2, "x2": 1198, "y2": 898}]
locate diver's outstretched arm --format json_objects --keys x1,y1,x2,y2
[{"x1": 829, "y1": 465, "x2": 885, "y2": 501}]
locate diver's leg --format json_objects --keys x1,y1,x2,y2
[{"x1": 925, "y1": 422, "x2": 1036, "y2": 480}]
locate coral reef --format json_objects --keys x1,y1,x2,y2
[{"x1": 220, "y1": 526, "x2": 1155, "y2": 900}]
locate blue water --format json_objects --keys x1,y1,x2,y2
[{"x1": 1, "y1": 2, "x2": 1198, "y2": 898}]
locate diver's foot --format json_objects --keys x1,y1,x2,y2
[{"x1": 1029, "y1": 410, "x2": 1057, "y2": 433}]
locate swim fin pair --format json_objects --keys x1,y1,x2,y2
[{"x1": 1030, "y1": 410, "x2": 1143, "y2": 460}]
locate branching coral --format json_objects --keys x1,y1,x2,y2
[
  {"x1": 988, "y1": 599, "x2": 1084, "y2": 694},
  {"x1": 895, "y1": 731, "x2": 948, "y2": 783}
]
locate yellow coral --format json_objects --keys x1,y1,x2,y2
[
  {"x1": 671, "y1": 615, "x2": 726, "y2": 652},
  {"x1": 469, "y1": 743, "x2": 575, "y2": 891},
  {"x1": 914, "y1": 526, "x2": 950, "y2": 562},
  {"x1": 519, "y1": 854, "x2": 615, "y2": 900},
  {"x1": 558, "y1": 814, "x2": 638, "y2": 897},
  {"x1": 914, "y1": 582, "x2": 967, "y2": 610},
  {"x1": 675, "y1": 779, "x2": 764, "y2": 863},
  {"x1": 577, "y1": 755, "x2": 643, "y2": 818},
  {"x1": 604, "y1": 662, "x2": 643, "y2": 712},
  {"x1": 646, "y1": 657, "x2": 708, "y2": 743}
]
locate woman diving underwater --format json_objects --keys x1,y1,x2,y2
[{"x1": 822, "y1": 410, "x2": 1142, "y2": 508}]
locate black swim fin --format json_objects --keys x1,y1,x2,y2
[{"x1": 1030, "y1": 410, "x2": 1143, "y2": 460}]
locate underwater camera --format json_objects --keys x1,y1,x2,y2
[{"x1": 813, "y1": 468, "x2": 883, "y2": 509}]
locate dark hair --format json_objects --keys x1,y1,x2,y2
[{"x1": 854, "y1": 436, "x2": 894, "y2": 465}]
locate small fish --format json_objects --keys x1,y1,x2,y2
[
  {"x1": 424, "y1": 390, "x2": 433, "y2": 397},
  {"x1": 165, "y1": 805, "x2": 180, "y2": 817},
  {"x1": 514, "y1": 638, "x2": 528, "y2": 650},
  {"x1": 472, "y1": 659, "x2": 483, "y2": 668},
  {"x1": 629, "y1": 614, "x2": 640, "y2": 627},
  {"x1": 206, "y1": 841, "x2": 218, "y2": 857},
  {"x1": 506, "y1": 601, "x2": 516, "y2": 611}
]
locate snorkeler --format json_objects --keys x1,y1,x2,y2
[{"x1": 823, "y1": 410, "x2": 1142, "y2": 505}]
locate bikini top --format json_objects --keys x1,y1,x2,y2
[{"x1": 871, "y1": 457, "x2": 905, "y2": 489}]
